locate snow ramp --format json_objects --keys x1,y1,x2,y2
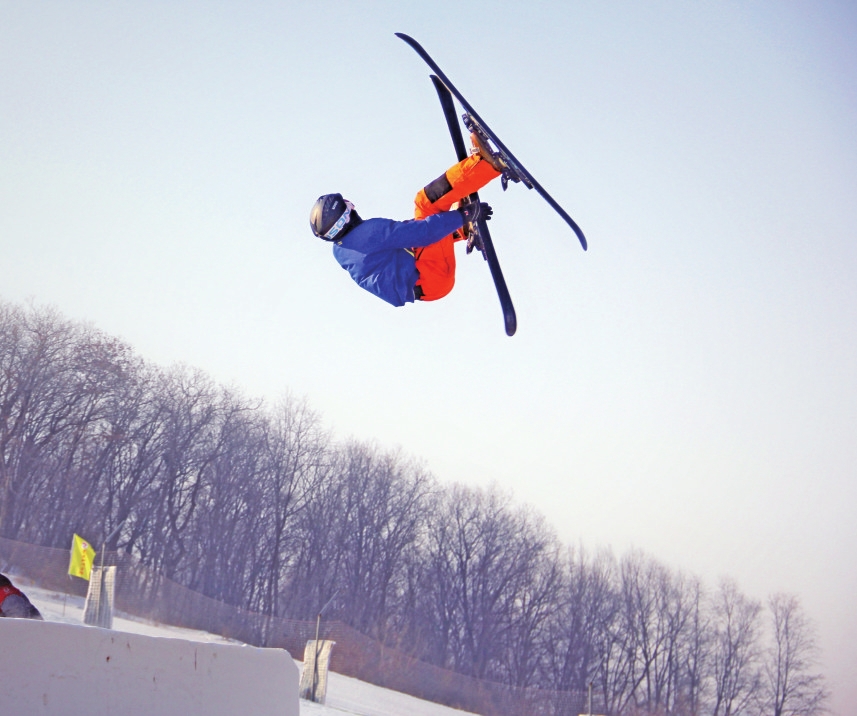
[{"x1": 0, "y1": 618, "x2": 298, "y2": 715}]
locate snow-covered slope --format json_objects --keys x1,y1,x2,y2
[{"x1": 24, "y1": 581, "x2": 478, "y2": 716}]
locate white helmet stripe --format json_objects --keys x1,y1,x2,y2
[{"x1": 323, "y1": 200, "x2": 354, "y2": 240}]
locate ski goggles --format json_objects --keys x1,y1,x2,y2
[{"x1": 324, "y1": 200, "x2": 354, "y2": 241}]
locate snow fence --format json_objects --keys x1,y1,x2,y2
[{"x1": 0, "y1": 618, "x2": 299, "y2": 715}]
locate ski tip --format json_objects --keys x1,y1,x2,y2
[
  {"x1": 505, "y1": 313, "x2": 517, "y2": 337},
  {"x1": 430, "y1": 74, "x2": 452, "y2": 96},
  {"x1": 396, "y1": 32, "x2": 429, "y2": 57}
]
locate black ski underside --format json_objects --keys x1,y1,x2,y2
[
  {"x1": 431, "y1": 75, "x2": 517, "y2": 337},
  {"x1": 396, "y1": 32, "x2": 587, "y2": 251}
]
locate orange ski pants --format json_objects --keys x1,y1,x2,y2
[{"x1": 412, "y1": 155, "x2": 501, "y2": 301}]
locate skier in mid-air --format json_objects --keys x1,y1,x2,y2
[{"x1": 310, "y1": 135, "x2": 505, "y2": 306}]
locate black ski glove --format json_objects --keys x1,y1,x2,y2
[{"x1": 457, "y1": 201, "x2": 493, "y2": 225}]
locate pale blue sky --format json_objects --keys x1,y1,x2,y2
[{"x1": 2, "y1": 2, "x2": 856, "y2": 711}]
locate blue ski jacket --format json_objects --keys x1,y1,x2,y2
[{"x1": 332, "y1": 211, "x2": 463, "y2": 307}]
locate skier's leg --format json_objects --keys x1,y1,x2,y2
[
  {"x1": 413, "y1": 154, "x2": 500, "y2": 220},
  {"x1": 412, "y1": 154, "x2": 500, "y2": 302},
  {"x1": 413, "y1": 236, "x2": 456, "y2": 301}
]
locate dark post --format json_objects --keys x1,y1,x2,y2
[{"x1": 310, "y1": 589, "x2": 339, "y2": 703}]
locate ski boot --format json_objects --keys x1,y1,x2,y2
[
  {"x1": 465, "y1": 116, "x2": 530, "y2": 192},
  {"x1": 470, "y1": 132, "x2": 508, "y2": 173}
]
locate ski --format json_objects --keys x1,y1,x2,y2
[
  {"x1": 431, "y1": 75, "x2": 517, "y2": 337},
  {"x1": 396, "y1": 32, "x2": 588, "y2": 251}
]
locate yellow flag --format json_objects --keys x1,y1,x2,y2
[{"x1": 68, "y1": 534, "x2": 96, "y2": 580}]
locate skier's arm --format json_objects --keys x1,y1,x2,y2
[
  {"x1": 384, "y1": 203, "x2": 491, "y2": 249},
  {"x1": 374, "y1": 212, "x2": 463, "y2": 250}
]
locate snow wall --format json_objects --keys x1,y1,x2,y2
[{"x1": 0, "y1": 619, "x2": 299, "y2": 716}]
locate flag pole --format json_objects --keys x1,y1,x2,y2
[
  {"x1": 311, "y1": 589, "x2": 339, "y2": 703},
  {"x1": 94, "y1": 520, "x2": 126, "y2": 626},
  {"x1": 99, "y1": 521, "x2": 125, "y2": 572}
]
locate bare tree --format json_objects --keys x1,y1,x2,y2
[
  {"x1": 256, "y1": 395, "x2": 328, "y2": 619},
  {"x1": 0, "y1": 302, "x2": 87, "y2": 536},
  {"x1": 762, "y1": 593, "x2": 829, "y2": 716},
  {"x1": 281, "y1": 441, "x2": 350, "y2": 621},
  {"x1": 678, "y1": 577, "x2": 709, "y2": 716},
  {"x1": 709, "y1": 578, "x2": 762, "y2": 716},
  {"x1": 339, "y1": 444, "x2": 434, "y2": 642},
  {"x1": 182, "y1": 391, "x2": 267, "y2": 608},
  {"x1": 496, "y1": 510, "x2": 564, "y2": 690},
  {"x1": 413, "y1": 483, "x2": 564, "y2": 689},
  {"x1": 0, "y1": 302, "x2": 131, "y2": 542},
  {"x1": 135, "y1": 366, "x2": 222, "y2": 580},
  {"x1": 608, "y1": 551, "x2": 703, "y2": 714},
  {"x1": 547, "y1": 546, "x2": 617, "y2": 696}
]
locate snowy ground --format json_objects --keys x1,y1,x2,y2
[{"x1": 21, "y1": 578, "x2": 477, "y2": 716}]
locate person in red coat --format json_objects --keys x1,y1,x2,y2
[{"x1": 0, "y1": 573, "x2": 44, "y2": 619}]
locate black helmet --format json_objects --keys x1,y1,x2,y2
[{"x1": 310, "y1": 193, "x2": 359, "y2": 241}]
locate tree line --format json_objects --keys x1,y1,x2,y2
[{"x1": 0, "y1": 299, "x2": 829, "y2": 715}]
